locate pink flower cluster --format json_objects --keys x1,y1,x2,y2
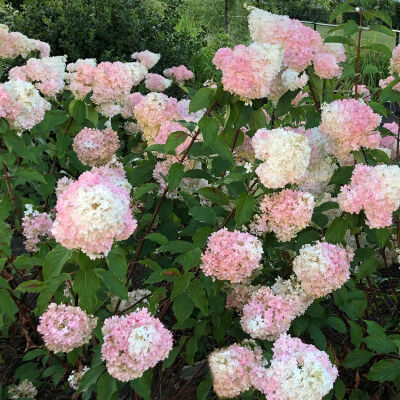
[
  {"x1": 9, "y1": 56, "x2": 66, "y2": 97},
  {"x1": 352, "y1": 84, "x2": 371, "y2": 102},
  {"x1": 213, "y1": 42, "x2": 283, "y2": 102},
  {"x1": 22, "y1": 205, "x2": 53, "y2": 252},
  {"x1": 73, "y1": 127, "x2": 120, "y2": 167},
  {"x1": 155, "y1": 121, "x2": 191, "y2": 155},
  {"x1": 163, "y1": 65, "x2": 194, "y2": 83},
  {"x1": 131, "y1": 50, "x2": 160, "y2": 69},
  {"x1": 379, "y1": 75, "x2": 400, "y2": 92},
  {"x1": 208, "y1": 342, "x2": 263, "y2": 398},
  {"x1": 251, "y1": 190, "x2": 315, "y2": 242},
  {"x1": 338, "y1": 164, "x2": 400, "y2": 228},
  {"x1": 66, "y1": 59, "x2": 97, "y2": 99},
  {"x1": 320, "y1": 99, "x2": 381, "y2": 162},
  {"x1": 240, "y1": 287, "x2": 296, "y2": 340},
  {"x1": 293, "y1": 241, "x2": 353, "y2": 298},
  {"x1": 251, "y1": 334, "x2": 338, "y2": 400},
  {"x1": 144, "y1": 73, "x2": 171, "y2": 92},
  {"x1": 0, "y1": 24, "x2": 50, "y2": 59},
  {"x1": 380, "y1": 122, "x2": 398, "y2": 158},
  {"x1": 201, "y1": 228, "x2": 263, "y2": 283},
  {"x1": 52, "y1": 166, "x2": 136, "y2": 259},
  {"x1": 101, "y1": 308, "x2": 173, "y2": 382},
  {"x1": 38, "y1": 303, "x2": 97, "y2": 353},
  {"x1": 312, "y1": 43, "x2": 345, "y2": 79}
]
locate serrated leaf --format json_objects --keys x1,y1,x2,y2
[
  {"x1": 97, "y1": 372, "x2": 117, "y2": 400},
  {"x1": 362, "y1": 43, "x2": 392, "y2": 58},
  {"x1": 325, "y1": 217, "x2": 348, "y2": 244},
  {"x1": 235, "y1": 193, "x2": 255, "y2": 226},
  {"x1": 329, "y1": 166, "x2": 354, "y2": 185},
  {"x1": 275, "y1": 88, "x2": 301, "y2": 117},
  {"x1": 197, "y1": 187, "x2": 229, "y2": 205},
  {"x1": 96, "y1": 269, "x2": 128, "y2": 300},
  {"x1": 349, "y1": 320, "x2": 363, "y2": 348},
  {"x1": 308, "y1": 325, "x2": 326, "y2": 349},
  {"x1": 367, "y1": 359, "x2": 400, "y2": 382},
  {"x1": 357, "y1": 257, "x2": 379, "y2": 279},
  {"x1": 188, "y1": 280, "x2": 208, "y2": 315},
  {"x1": 73, "y1": 266, "x2": 100, "y2": 313},
  {"x1": 328, "y1": 316, "x2": 347, "y2": 333},
  {"x1": 79, "y1": 364, "x2": 105, "y2": 392},
  {"x1": 133, "y1": 183, "x2": 158, "y2": 200},
  {"x1": 43, "y1": 245, "x2": 72, "y2": 280},
  {"x1": 165, "y1": 131, "x2": 189, "y2": 154},
  {"x1": 369, "y1": 24, "x2": 395, "y2": 37},
  {"x1": 171, "y1": 272, "x2": 194, "y2": 300},
  {"x1": 189, "y1": 88, "x2": 214, "y2": 113},
  {"x1": 159, "y1": 240, "x2": 193, "y2": 254},
  {"x1": 168, "y1": 162, "x2": 185, "y2": 193},
  {"x1": 342, "y1": 349, "x2": 374, "y2": 368},
  {"x1": 146, "y1": 233, "x2": 169, "y2": 245},
  {"x1": 198, "y1": 116, "x2": 219, "y2": 146},
  {"x1": 106, "y1": 246, "x2": 127, "y2": 278},
  {"x1": 189, "y1": 206, "x2": 217, "y2": 224},
  {"x1": 364, "y1": 335, "x2": 397, "y2": 353},
  {"x1": 173, "y1": 293, "x2": 194, "y2": 323},
  {"x1": 329, "y1": 0, "x2": 355, "y2": 23},
  {"x1": 324, "y1": 35, "x2": 355, "y2": 46}
]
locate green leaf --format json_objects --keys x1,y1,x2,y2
[
  {"x1": 329, "y1": 166, "x2": 354, "y2": 185},
  {"x1": 189, "y1": 206, "x2": 217, "y2": 224},
  {"x1": 159, "y1": 240, "x2": 193, "y2": 254},
  {"x1": 197, "y1": 187, "x2": 229, "y2": 205},
  {"x1": 106, "y1": 246, "x2": 127, "y2": 278},
  {"x1": 79, "y1": 364, "x2": 105, "y2": 392},
  {"x1": 343, "y1": 20, "x2": 359, "y2": 36},
  {"x1": 370, "y1": 149, "x2": 390, "y2": 165},
  {"x1": 43, "y1": 245, "x2": 72, "y2": 280},
  {"x1": 235, "y1": 193, "x2": 255, "y2": 226},
  {"x1": 197, "y1": 376, "x2": 212, "y2": 400},
  {"x1": 188, "y1": 280, "x2": 208, "y2": 315},
  {"x1": 171, "y1": 272, "x2": 194, "y2": 300},
  {"x1": 173, "y1": 293, "x2": 194, "y2": 323},
  {"x1": 361, "y1": 43, "x2": 392, "y2": 58},
  {"x1": 97, "y1": 372, "x2": 117, "y2": 400},
  {"x1": 335, "y1": 378, "x2": 346, "y2": 400},
  {"x1": 342, "y1": 349, "x2": 374, "y2": 368},
  {"x1": 131, "y1": 369, "x2": 153, "y2": 400},
  {"x1": 22, "y1": 349, "x2": 46, "y2": 361},
  {"x1": 198, "y1": 116, "x2": 219, "y2": 147},
  {"x1": 15, "y1": 280, "x2": 43, "y2": 293},
  {"x1": 363, "y1": 64, "x2": 379, "y2": 74},
  {"x1": 73, "y1": 265, "x2": 100, "y2": 313},
  {"x1": 357, "y1": 257, "x2": 379, "y2": 279},
  {"x1": 328, "y1": 317, "x2": 347, "y2": 333},
  {"x1": 308, "y1": 325, "x2": 326, "y2": 349},
  {"x1": 146, "y1": 233, "x2": 169, "y2": 245},
  {"x1": 275, "y1": 88, "x2": 301, "y2": 117},
  {"x1": 165, "y1": 131, "x2": 189, "y2": 154},
  {"x1": 69, "y1": 99, "x2": 88, "y2": 124},
  {"x1": 364, "y1": 335, "x2": 397, "y2": 353},
  {"x1": 16, "y1": 168, "x2": 46, "y2": 185},
  {"x1": 248, "y1": 108, "x2": 267, "y2": 131},
  {"x1": 325, "y1": 217, "x2": 348, "y2": 244},
  {"x1": 168, "y1": 162, "x2": 185, "y2": 193},
  {"x1": 189, "y1": 88, "x2": 214, "y2": 113},
  {"x1": 314, "y1": 201, "x2": 339, "y2": 213},
  {"x1": 329, "y1": 0, "x2": 355, "y2": 23},
  {"x1": 364, "y1": 10, "x2": 392, "y2": 27},
  {"x1": 369, "y1": 24, "x2": 395, "y2": 37},
  {"x1": 133, "y1": 183, "x2": 158, "y2": 200},
  {"x1": 367, "y1": 359, "x2": 400, "y2": 382},
  {"x1": 349, "y1": 321, "x2": 363, "y2": 348},
  {"x1": 364, "y1": 320, "x2": 386, "y2": 336},
  {"x1": 324, "y1": 35, "x2": 355, "y2": 46},
  {"x1": 96, "y1": 269, "x2": 128, "y2": 300}
]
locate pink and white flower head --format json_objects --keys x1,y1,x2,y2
[
  {"x1": 55, "y1": 177, "x2": 74, "y2": 198},
  {"x1": 101, "y1": 308, "x2": 173, "y2": 382},
  {"x1": 90, "y1": 159, "x2": 132, "y2": 194},
  {"x1": 225, "y1": 283, "x2": 261, "y2": 313},
  {"x1": 66, "y1": 59, "x2": 97, "y2": 100},
  {"x1": 73, "y1": 127, "x2": 120, "y2": 167},
  {"x1": 38, "y1": 303, "x2": 97, "y2": 353},
  {"x1": 120, "y1": 92, "x2": 145, "y2": 118},
  {"x1": 251, "y1": 190, "x2": 315, "y2": 242},
  {"x1": 281, "y1": 69, "x2": 308, "y2": 91},
  {"x1": 251, "y1": 334, "x2": 337, "y2": 400},
  {"x1": 144, "y1": 73, "x2": 171, "y2": 92},
  {"x1": 201, "y1": 228, "x2": 263, "y2": 283},
  {"x1": 22, "y1": 204, "x2": 53, "y2": 252},
  {"x1": 208, "y1": 342, "x2": 263, "y2": 398},
  {"x1": 163, "y1": 65, "x2": 194, "y2": 83},
  {"x1": 134, "y1": 92, "x2": 180, "y2": 144},
  {"x1": 9, "y1": 56, "x2": 67, "y2": 97},
  {"x1": 379, "y1": 75, "x2": 400, "y2": 92},
  {"x1": 380, "y1": 122, "x2": 398, "y2": 158},
  {"x1": 0, "y1": 24, "x2": 50, "y2": 59},
  {"x1": 248, "y1": 7, "x2": 322, "y2": 71},
  {"x1": 0, "y1": 79, "x2": 50, "y2": 132},
  {"x1": 252, "y1": 128, "x2": 311, "y2": 188},
  {"x1": 131, "y1": 50, "x2": 160, "y2": 69},
  {"x1": 338, "y1": 164, "x2": 400, "y2": 228},
  {"x1": 293, "y1": 241, "x2": 353, "y2": 298},
  {"x1": 313, "y1": 52, "x2": 342, "y2": 79},
  {"x1": 213, "y1": 42, "x2": 283, "y2": 102},
  {"x1": 52, "y1": 167, "x2": 136, "y2": 259},
  {"x1": 155, "y1": 121, "x2": 191, "y2": 155},
  {"x1": 320, "y1": 99, "x2": 381, "y2": 162},
  {"x1": 390, "y1": 45, "x2": 400, "y2": 74},
  {"x1": 240, "y1": 286, "x2": 297, "y2": 340},
  {"x1": 177, "y1": 99, "x2": 204, "y2": 123},
  {"x1": 352, "y1": 84, "x2": 371, "y2": 102}
]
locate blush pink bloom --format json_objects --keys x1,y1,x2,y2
[
  {"x1": 293, "y1": 241, "x2": 353, "y2": 298},
  {"x1": 144, "y1": 73, "x2": 171, "y2": 92},
  {"x1": 101, "y1": 308, "x2": 173, "y2": 382},
  {"x1": 38, "y1": 303, "x2": 97, "y2": 353},
  {"x1": 337, "y1": 164, "x2": 400, "y2": 228},
  {"x1": 208, "y1": 343, "x2": 263, "y2": 398},
  {"x1": 66, "y1": 59, "x2": 97, "y2": 100},
  {"x1": 201, "y1": 228, "x2": 263, "y2": 283},
  {"x1": 73, "y1": 127, "x2": 120, "y2": 167},
  {"x1": 120, "y1": 92, "x2": 145, "y2": 118},
  {"x1": 379, "y1": 75, "x2": 400, "y2": 92},
  {"x1": 22, "y1": 206, "x2": 53, "y2": 252},
  {"x1": 52, "y1": 167, "x2": 136, "y2": 259},
  {"x1": 313, "y1": 52, "x2": 342, "y2": 79},
  {"x1": 163, "y1": 65, "x2": 194, "y2": 83},
  {"x1": 131, "y1": 50, "x2": 160, "y2": 69},
  {"x1": 320, "y1": 99, "x2": 381, "y2": 162},
  {"x1": 251, "y1": 190, "x2": 315, "y2": 242},
  {"x1": 213, "y1": 42, "x2": 283, "y2": 102}
]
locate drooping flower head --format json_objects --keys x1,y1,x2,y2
[
  {"x1": 201, "y1": 228, "x2": 263, "y2": 283},
  {"x1": 293, "y1": 241, "x2": 353, "y2": 298},
  {"x1": 163, "y1": 65, "x2": 194, "y2": 83},
  {"x1": 337, "y1": 164, "x2": 400, "y2": 228},
  {"x1": 131, "y1": 50, "x2": 160, "y2": 69},
  {"x1": 73, "y1": 127, "x2": 120, "y2": 167},
  {"x1": 22, "y1": 205, "x2": 53, "y2": 252},
  {"x1": 101, "y1": 308, "x2": 173, "y2": 382},
  {"x1": 38, "y1": 303, "x2": 97, "y2": 353}
]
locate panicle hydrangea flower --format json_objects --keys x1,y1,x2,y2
[
  {"x1": 134, "y1": 92, "x2": 180, "y2": 144},
  {"x1": 73, "y1": 127, "x2": 120, "y2": 167},
  {"x1": 313, "y1": 52, "x2": 342, "y2": 79},
  {"x1": 390, "y1": 44, "x2": 400, "y2": 74},
  {"x1": 251, "y1": 190, "x2": 315, "y2": 242},
  {"x1": 337, "y1": 164, "x2": 400, "y2": 228},
  {"x1": 22, "y1": 204, "x2": 53, "y2": 252},
  {"x1": 225, "y1": 283, "x2": 261, "y2": 313},
  {"x1": 9, "y1": 56, "x2": 67, "y2": 97},
  {"x1": 252, "y1": 128, "x2": 310, "y2": 188},
  {"x1": 52, "y1": 166, "x2": 136, "y2": 259},
  {"x1": 240, "y1": 286, "x2": 297, "y2": 340},
  {"x1": 320, "y1": 99, "x2": 381, "y2": 162},
  {"x1": 208, "y1": 342, "x2": 263, "y2": 398},
  {"x1": 68, "y1": 367, "x2": 89, "y2": 390},
  {"x1": 281, "y1": 69, "x2": 308, "y2": 91},
  {"x1": 8, "y1": 379, "x2": 37, "y2": 400},
  {"x1": 92, "y1": 159, "x2": 133, "y2": 193},
  {"x1": 38, "y1": 303, "x2": 97, "y2": 353},
  {"x1": 212, "y1": 42, "x2": 283, "y2": 102},
  {"x1": 144, "y1": 73, "x2": 171, "y2": 92},
  {"x1": 251, "y1": 334, "x2": 337, "y2": 400},
  {"x1": 176, "y1": 98, "x2": 204, "y2": 122},
  {"x1": 163, "y1": 65, "x2": 194, "y2": 83},
  {"x1": 131, "y1": 50, "x2": 160, "y2": 69},
  {"x1": 0, "y1": 24, "x2": 50, "y2": 59},
  {"x1": 120, "y1": 92, "x2": 145, "y2": 118},
  {"x1": 201, "y1": 228, "x2": 263, "y2": 283},
  {"x1": 380, "y1": 122, "x2": 398, "y2": 158},
  {"x1": 108, "y1": 289, "x2": 151, "y2": 313},
  {"x1": 101, "y1": 308, "x2": 173, "y2": 382},
  {"x1": 352, "y1": 84, "x2": 371, "y2": 102},
  {"x1": 65, "y1": 59, "x2": 97, "y2": 100},
  {"x1": 55, "y1": 176, "x2": 74, "y2": 198},
  {"x1": 293, "y1": 241, "x2": 353, "y2": 298},
  {"x1": 0, "y1": 79, "x2": 50, "y2": 132},
  {"x1": 379, "y1": 75, "x2": 400, "y2": 92},
  {"x1": 248, "y1": 7, "x2": 322, "y2": 71}
]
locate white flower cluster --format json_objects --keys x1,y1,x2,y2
[
  {"x1": 8, "y1": 380, "x2": 37, "y2": 399},
  {"x1": 108, "y1": 289, "x2": 151, "y2": 312},
  {"x1": 281, "y1": 69, "x2": 308, "y2": 91},
  {"x1": 68, "y1": 367, "x2": 89, "y2": 390}
]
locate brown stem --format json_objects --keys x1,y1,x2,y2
[
  {"x1": 308, "y1": 81, "x2": 320, "y2": 112},
  {"x1": 354, "y1": 9, "x2": 363, "y2": 99}
]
